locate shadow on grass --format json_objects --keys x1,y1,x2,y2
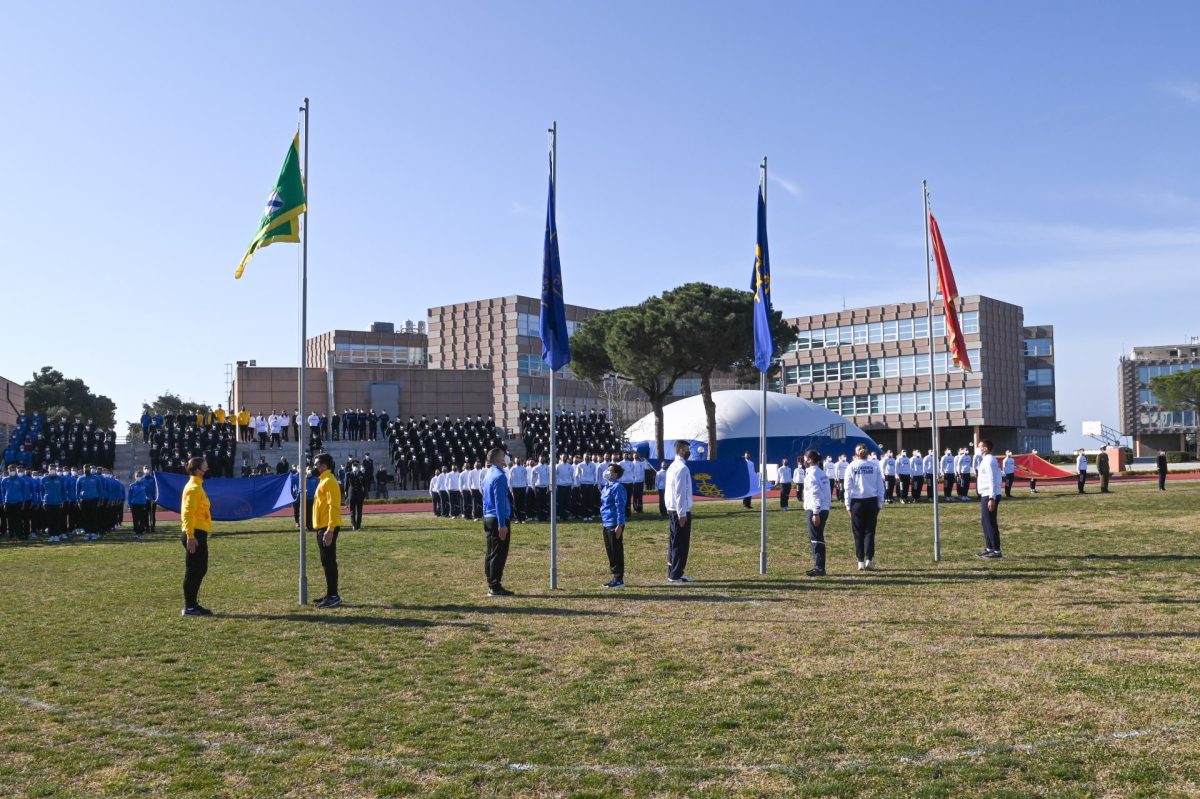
[
  {"x1": 981, "y1": 630, "x2": 1200, "y2": 640},
  {"x1": 1062, "y1": 597, "x2": 1200, "y2": 606},
  {"x1": 537, "y1": 591, "x2": 792, "y2": 604},
  {"x1": 1024, "y1": 554, "x2": 1200, "y2": 562},
  {"x1": 218, "y1": 612, "x2": 488, "y2": 629},
  {"x1": 362, "y1": 603, "x2": 619, "y2": 618}
]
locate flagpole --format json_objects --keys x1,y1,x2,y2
[
  {"x1": 298, "y1": 97, "x2": 310, "y2": 603},
  {"x1": 548, "y1": 121, "x2": 559, "y2": 591},
  {"x1": 923, "y1": 180, "x2": 941, "y2": 563},
  {"x1": 759, "y1": 156, "x2": 768, "y2": 576}
]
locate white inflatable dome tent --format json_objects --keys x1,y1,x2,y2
[{"x1": 624, "y1": 389, "x2": 880, "y2": 462}]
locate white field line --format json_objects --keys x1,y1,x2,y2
[{"x1": 0, "y1": 687, "x2": 1186, "y2": 777}]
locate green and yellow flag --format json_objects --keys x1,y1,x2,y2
[{"x1": 235, "y1": 133, "x2": 307, "y2": 279}]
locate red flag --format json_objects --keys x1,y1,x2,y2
[{"x1": 928, "y1": 212, "x2": 972, "y2": 372}]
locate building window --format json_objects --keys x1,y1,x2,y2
[
  {"x1": 672, "y1": 378, "x2": 702, "y2": 397},
  {"x1": 517, "y1": 353, "x2": 545, "y2": 377},
  {"x1": 1024, "y1": 339, "x2": 1053, "y2": 357},
  {"x1": 960, "y1": 311, "x2": 979, "y2": 335},
  {"x1": 1025, "y1": 368, "x2": 1053, "y2": 387},
  {"x1": 1027, "y1": 399, "x2": 1055, "y2": 417}
]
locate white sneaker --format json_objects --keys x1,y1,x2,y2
[
  {"x1": 857, "y1": 561, "x2": 866, "y2": 571},
  {"x1": 864, "y1": 559, "x2": 875, "y2": 570}
]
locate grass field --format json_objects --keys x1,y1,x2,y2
[{"x1": 3, "y1": 481, "x2": 1200, "y2": 798}]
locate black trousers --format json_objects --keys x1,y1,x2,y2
[
  {"x1": 943, "y1": 476, "x2": 954, "y2": 499},
  {"x1": 742, "y1": 496, "x2": 752, "y2": 509},
  {"x1": 483, "y1": 516, "x2": 510, "y2": 589},
  {"x1": 780, "y1": 483, "x2": 792, "y2": 509},
  {"x1": 348, "y1": 495, "x2": 364, "y2": 529},
  {"x1": 885, "y1": 475, "x2": 896, "y2": 501},
  {"x1": 317, "y1": 527, "x2": 340, "y2": 596},
  {"x1": 4, "y1": 504, "x2": 25, "y2": 537},
  {"x1": 130, "y1": 504, "x2": 149, "y2": 534},
  {"x1": 667, "y1": 511, "x2": 692, "y2": 580},
  {"x1": 807, "y1": 509, "x2": 828, "y2": 570},
  {"x1": 632, "y1": 483, "x2": 644, "y2": 514},
  {"x1": 449, "y1": 490, "x2": 462, "y2": 517},
  {"x1": 980, "y1": 496, "x2": 1001, "y2": 552},
  {"x1": 849, "y1": 499, "x2": 879, "y2": 562},
  {"x1": 1003, "y1": 474, "x2": 1014, "y2": 497},
  {"x1": 182, "y1": 530, "x2": 209, "y2": 608},
  {"x1": 1100, "y1": 473, "x2": 1110, "y2": 493},
  {"x1": 1159, "y1": 470, "x2": 1168, "y2": 490},
  {"x1": 658, "y1": 491, "x2": 667, "y2": 518},
  {"x1": 911, "y1": 475, "x2": 924, "y2": 500},
  {"x1": 1077, "y1": 472, "x2": 1086, "y2": 493},
  {"x1": 898, "y1": 474, "x2": 911, "y2": 500},
  {"x1": 258, "y1": 432, "x2": 267, "y2": 450},
  {"x1": 149, "y1": 502, "x2": 157, "y2": 531},
  {"x1": 45, "y1": 504, "x2": 65, "y2": 537},
  {"x1": 957, "y1": 475, "x2": 970, "y2": 498},
  {"x1": 271, "y1": 432, "x2": 281, "y2": 449},
  {"x1": 431, "y1": 493, "x2": 442, "y2": 517},
  {"x1": 603, "y1": 525, "x2": 624, "y2": 580},
  {"x1": 80, "y1": 499, "x2": 99, "y2": 533},
  {"x1": 535, "y1": 488, "x2": 549, "y2": 521},
  {"x1": 556, "y1": 485, "x2": 572, "y2": 519},
  {"x1": 471, "y1": 489, "x2": 483, "y2": 520}
]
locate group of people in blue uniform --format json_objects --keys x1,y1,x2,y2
[{"x1": 1, "y1": 464, "x2": 157, "y2": 542}]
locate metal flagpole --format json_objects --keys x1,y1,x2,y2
[
  {"x1": 298, "y1": 97, "x2": 310, "y2": 603},
  {"x1": 548, "y1": 121, "x2": 559, "y2": 590},
  {"x1": 923, "y1": 180, "x2": 941, "y2": 563},
  {"x1": 759, "y1": 156, "x2": 768, "y2": 575}
]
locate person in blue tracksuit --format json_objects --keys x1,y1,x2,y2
[
  {"x1": 481, "y1": 447, "x2": 514, "y2": 596},
  {"x1": 76, "y1": 466, "x2": 103, "y2": 539},
  {"x1": 3, "y1": 466, "x2": 31, "y2": 539},
  {"x1": 599, "y1": 462, "x2": 628, "y2": 589},
  {"x1": 140, "y1": 469, "x2": 158, "y2": 532},
  {"x1": 128, "y1": 477, "x2": 149, "y2": 537},
  {"x1": 28, "y1": 471, "x2": 44, "y2": 538},
  {"x1": 64, "y1": 468, "x2": 79, "y2": 533},
  {"x1": 41, "y1": 466, "x2": 67, "y2": 541}
]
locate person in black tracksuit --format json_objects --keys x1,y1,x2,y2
[{"x1": 343, "y1": 461, "x2": 367, "y2": 531}]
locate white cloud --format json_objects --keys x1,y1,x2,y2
[
  {"x1": 768, "y1": 173, "x2": 801, "y2": 199},
  {"x1": 1159, "y1": 80, "x2": 1200, "y2": 104}
]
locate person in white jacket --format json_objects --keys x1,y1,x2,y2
[
  {"x1": 843, "y1": 444, "x2": 885, "y2": 571},
  {"x1": 802, "y1": 450, "x2": 831, "y2": 576},
  {"x1": 664, "y1": 440, "x2": 694, "y2": 583},
  {"x1": 975, "y1": 440, "x2": 1004, "y2": 559}
]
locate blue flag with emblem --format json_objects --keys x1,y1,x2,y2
[
  {"x1": 540, "y1": 173, "x2": 571, "y2": 371},
  {"x1": 752, "y1": 182, "x2": 773, "y2": 373}
]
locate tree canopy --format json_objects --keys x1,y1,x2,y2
[
  {"x1": 1149, "y1": 370, "x2": 1200, "y2": 415},
  {"x1": 23, "y1": 367, "x2": 116, "y2": 428}
]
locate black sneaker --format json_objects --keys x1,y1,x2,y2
[
  {"x1": 976, "y1": 550, "x2": 994, "y2": 558},
  {"x1": 805, "y1": 568, "x2": 826, "y2": 577},
  {"x1": 311, "y1": 595, "x2": 327, "y2": 607},
  {"x1": 488, "y1": 586, "x2": 514, "y2": 597},
  {"x1": 983, "y1": 551, "x2": 1003, "y2": 559},
  {"x1": 320, "y1": 595, "x2": 342, "y2": 608},
  {"x1": 181, "y1": 607, "x2": 203, "y2": 617},
  {"x1": 193, "y1": 605, "x2": 214, "y2": 616}
]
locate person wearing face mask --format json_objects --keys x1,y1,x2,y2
[
  {"x1": 481, "y1": 447, "x2": 514, "y2": 596},
  {"x1": 41, "y1": 465, "x2": 67, "y2": 542},
  {"x1": 312, "y1": 453, "x2": 344, "y2": 608},
  {"x1": 344, "y1": 460, "x2": 367, "y2": 531},
  {"x1": 802, "y1": 450, "x2": 831, "y2": 577},
  {"x1": 127, "y1": 472, "x2": 150, "y2": 539},
  {"x1": 76, "y1": 465, "x2": 103, "y2": 540},
  {"x1": 141, "y1": 467, "x2": 158, "y2": 532},
  {"x1": 664, "y1": 440, "x2": 695, "y2": 583},
  {"x1": 599, "y1": 462, "x2": 628, "y2": 588},
  {"x1": 180, "y1": 456, "x2": 214, "y2": 616}
]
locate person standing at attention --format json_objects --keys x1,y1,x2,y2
[
  {"x1": 1157, "y1": 450, "x2": 1169, "y2": 491},
  {"x1": 312, "y1": 453, "x2": 343, "y2": 608},
  {"x1": 843, "y1": 444, "x2": 885, "y2": 571},
  {"x1": 1097, "y1": 446, "x2": 1111, "y2": 494},
  {"x1": 777, "y1": 458, "x2": 794, "y2": 511},
  {"x1": 1002, "y1": 450, "x2": 1016, "y2": 498},
  {"x1": 802, "y1": 450, "x2": 830, "y2": 577},
  {"x1": 481, "y1": 447, "x2": 514, "y2": 597},
  {"x1": 599, "y1": 462, "x2": 627, "y2": 589},
  {"x1": 975, "y1": 440, "x2": 1004, "y2": 560},
  {"x1": 665, "y1": 440, "x2": 694, "y2": 583},
  {"x1": 1076, "y1": 449, "x2": 1088, "y2": 494},
  {"x1": 180, "y1": 456, "x2": 213, "y2": 617}
]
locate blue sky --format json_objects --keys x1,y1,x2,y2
[{"x1": 2, "y1": 1, "x2": 1197, "y2": 451}]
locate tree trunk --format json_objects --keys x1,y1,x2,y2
[{"x1": 700, "y1": 370, "x2": 718, "y2": 460}]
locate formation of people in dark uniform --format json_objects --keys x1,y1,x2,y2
[
  {"x1": 386, "y1": 414, "x2": 504, "y2": 490},
  {"x1": 3, "y1": 411, "x2": 117, "y2": 470},
  {"x1": 147, "y1": 412, "x2": 240, "y2": 477},
  {"x1": 519, "y1": 406, "x2": 621, "y2": 459}
]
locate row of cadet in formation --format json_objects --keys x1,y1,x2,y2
[
  {"x1": 138, "y1": 407, "x2": 392, "y2": 445},
  {"x1": 789, "y1": 447, "x2": 1026, "y2": 506},
  {"x1": 0, "y1": 465, "x2": 157, "y2": 542},
  {"x1": 3, "y1": 412, "x2": 117, "y2": 470},
  {"x1": 429, "y1": 451, "x2": 655, "y2": 522}
]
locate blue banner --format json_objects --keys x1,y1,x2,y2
[
  {"x1": 152, "y1": 472, "x2": 298, "y2": 522},
  {"x1": 751, "y1": 181, "x2": 773, "y2": 373},
  {"x1": 655, "y1": 459, "x2": 761, "y2": 500},
  {"x1": 540, "y1": 170, "x2": 571, "y2": 371}
]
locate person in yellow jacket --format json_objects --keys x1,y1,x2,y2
[
  {"x1": 214, "y1": 405, "x2": 227, "y2": 425},
  {"x1": 312, "y1": 453, "x2": 343, "y2": 608},
  {"x1": 237, "y1": 408, "x2": 251, "y2": 443},
  {"x1": 180, "y1": 456, "x2": 213, "y2": 617}
]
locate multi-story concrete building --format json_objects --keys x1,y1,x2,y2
[
  {"x1": 1117, "y1": 340, "x2": 1200, "y2": 456},
  {"x1": 776, "y1": 296, "x2": 1056, "y2": 454},
  {"x1": 0, "y1": 374, "x2": 25, "y2": 431}
]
